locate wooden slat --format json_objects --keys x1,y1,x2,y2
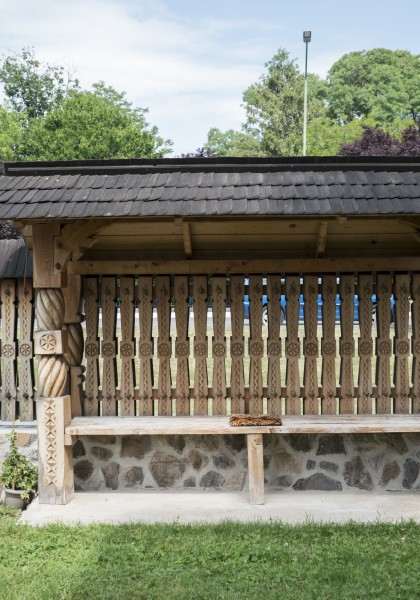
[
  {"x1": 339, "y1": 274, "x2": 355, "y2": 414},
  {"x1": 101, "y1": 277, "x2": 117, "y2": 416},
  {"x1": 266, "y1": 276, "x2": 282, "y2": 415},
  {"x1": 248, "y1": 275, "x2": 264, "y2": 414},
  {"x1": 193, "y1": 276, "x2": 209, "y2": 415},
  {"x1": 83, "y1": 277, "x2": 100, "y2": 416},
  {"x1": 1, "y1": 279, "x2": 17, "y2": 421},
  {"x1": 303, "y1": 275, "x2": 319, "y2": 414},
  {"x1": 174, "y1": 276, "x2": 190, "y2": 415},
  {"x1": 138, "y1": 277, "x2": 154, "y2": 416},
  {"x1": 393, "y1": 274, "x2": 411, "y2": 414},
  {"x1": 119, "y1": 277, "x2": 135, "y2": 416},
  {"x1": 412, "y1": 274, "x2": 420, "y2": 413},
  {"x1": 211, "y1": 277, "x2": 227, "y2": 415},
  {"x1": 285, "y1": 276, "x2": 301, "y2": 415},
  {"x1": 17, "y1": 279, "x2": 35, "y2": 421},
  {"x1": 357, "y1": 274, "x2": 373, "y2": 414},
  {"x1": 230, "y1": 275, "x2": 245, "y2": 414},
  {"x1": 376, "y1": 273, "x2": 392, "y2": 414},
  {"x1": 321, "y1": 275, "x2": 337, "y2": 414},
  {"x1": 156, "y1": 276, "x2": 172, "y2": 416},
  {"x1": 247, "y1": 433, "x2": 264, "y2": 504}
]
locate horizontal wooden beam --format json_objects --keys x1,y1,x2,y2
[{"x1": 68, "y1": 256, "x2": 420, "y2": 275}]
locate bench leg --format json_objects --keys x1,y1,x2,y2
[{"x1": 247, "y1": 433, "x2": 265, "y2": 505}]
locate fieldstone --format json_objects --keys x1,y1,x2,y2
[
  {"x1": 293, "y1": 473, "x2": 342, "y2": 491},
  {"x1": 122, "y1": 466, "x2": 144, "y2": 488},
  {"x1": 384, "y1": 434, "x2": 408, "y2": 456},
  {"x1": 188, "y1": 449, "x2": 208, "y2": 470},
  {"x1": 307, "y1": 460, "x2": 316, "y2": 470},
  {"x1": 225, "y1": 472, "x2": 246, "y2": 491},
  {"x1": 367, "y1": 451, "x2": 386, "y2": 472},
  {"x1": 350, "y1": 434, "x2": 381, "y2": 453},
  {"x1": 91, "y1": 446, "x2": 113, "y2": 461},
  {"x1": 74, "y1": 459, "x2": 94, "y2": 481},
  {"x1": 404, "y1": 433, "x2": 420, "y2": 447},
  {"x1": 344, "y1": 457, "x2": 373, "y2": 490},
  {"x1": 150, "y1": 452, "x2": 187, "y2": 487},
  {"x1": 273, "y1": 475, "x2": 293, "y2": 488},
  {"x1": 89, "y1": 435, "x2": 116, "y2": 445},
  {"x1": 73, "y1": 439, "x2": 86, "y2": 459},
  {"x1": 195, "y1": 435, "x2": 219, "y2": 452},
  {"x1": 199, "y1": 470, "x2": 225, "y2": 488},
  {"x1": 284, "y1": 434, "x2": 317, "y2": 453},
  {"x1": 380, "y1": 462, "x2": 400, "y2": 487},
  {"x1": 121, "y1": 436, "x2": 152, "y2": 459},
  {"x1": 224, "y1": 435, "x2": 246, "y2": 454},
  {"x1": 320, "y1": 461, "x2": 339, "y2": 473},
  {"x1": 101, "y1": 462, "x2": 120, "y2": 490},
  {"x1": 213, "y1": 454, "x2": 235, "y2": 470},
  {"x1": 183, "y1": 477, "x2": 196, "y2": 488},
  {"x1": 272, "y1": 449, "x2": 302, "y2": 474},
  {"x1": 16, "y1": 433, "x2": 36, "y2": 447},
  {"x1": 166, "y1": 435, "x2": 186, "y2": 454},
  {"x1": 76, "y1": 469, "x2": 105, "y2": 491},
  {"x1": 402, "y1": 459, "x2": 420, "y2": 489},
  {"x1": 316, "y1": 435, "x2": 346, "y2": 455}
]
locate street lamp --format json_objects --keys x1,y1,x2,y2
[{"x1": 303, "y1": 30, "x2": 311, "y2": 156}]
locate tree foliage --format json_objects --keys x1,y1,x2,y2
[{"x1": 339, "y1": 125, "x2": 420, "y2": 156}]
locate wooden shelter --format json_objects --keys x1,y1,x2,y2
[{"x1": 0, "y1": 155, "x2": 420, "y2": 504}]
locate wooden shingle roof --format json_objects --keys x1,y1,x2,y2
[
  {"x1": 0, "y1": 238, "x2": 32, "y2": 278},
  {"x1": 0, "y1": 157, "x2": 419, "y2": 220}
]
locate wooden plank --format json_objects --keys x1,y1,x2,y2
[
  {"x1": 315, "y1": 221, "x2": 328, "y2": 258},
  {"x1": 321, "y1": 275, "x2": 337, "y2": 414},
  {"x1": 69, "y1": 256, "x2": 420, "y2": 276},
  {"x1": 32, "y1": 223, "x2": 62, "y2": 288},
  {"x1": 156, "y1": 276, "x2": 172, "y2": 416},
  {"x1": 247, "y1": 433, "x2": 265, "y2": 505},
  {"x1": 83, "y1": 277, "x2": 100, "y2": 416},
  {"x1": 285, "y1": 276, "x2": 301, "y2": 415},
  {"x1": 1, "y1": 279, "x2": 17, "y2": 421},
  {"x1": 182, "y1": 222, "x2": 193, "y2": 259},
  {"x1": 357, "y1": 274, "x2": 374, "y2": 414},
  {"x1": 393, "y1": 274, "x2": 411, "y2": 414},
  {"x1": 211, "y1": 277, "x2": 227, "y2": 415},
  {"x1": 266, "y1": 276, "x2": 282, "y2": 415},
  {"x1": 339, "y1": 274, "x2": 355, "y2": 414},
  {"x1": 101, "y1": 277, "x2": 117, "y2": 416},
  {"x1": 303, "y1": 275, "x2": 319, "y2": 414},
  {"x1": 174, "y1": 276, "x2": 190, "y2": 415},
  {"x1": 119, "y1": 277, "x2": 135, "y2": 416},
  {"x1": 412, "y1": 274, "x2": 420, "y2": 413},
  {"x1": 248, "y1": 276, "x2": 264, "y2": 414},
  {"x1": 138, "y1": 277, "x2": 154, "y2": 416},
  {"x1": 376, "y1": 274, "x2": 393, "y2": 414},
  {"x1": 230, "y1": 275, "x2": 245, "y2": 414},
  {"x1": 17, "y1": 279, "x2": 35, "y2": 421},
  {"x1": 192, "y1": 276, "x2": 209, "y2": 415}
]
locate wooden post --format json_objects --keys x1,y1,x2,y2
[
  {"x1": 247, "y1": 433, "x2": 264, "y2": 505},
  {"x1": 63, "y1": 274, "x2": 85, "y2": 417}
]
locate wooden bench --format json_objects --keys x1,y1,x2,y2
[{"x1": 64, "y1": 414, "x2": 420, "y2": 505}]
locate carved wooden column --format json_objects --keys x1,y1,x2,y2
[{"x1": 63, "y1": 274, "x2": 85, "y2": 417}]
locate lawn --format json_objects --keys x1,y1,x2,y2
[{"x1": 1, "y1": 507, "x2": 419, "y2": 600}]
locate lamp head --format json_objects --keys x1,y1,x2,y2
[{"x1": 303, "y1": 31, "x2": 312, "y2": 43}]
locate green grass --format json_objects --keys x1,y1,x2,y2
[{"x1": 1, "y1": 507, "x2": 419, "y2": 600}]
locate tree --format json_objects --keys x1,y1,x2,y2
[
  {"x1": 339, "y1": 125, "x2": 420, "y2": 156},
  {"x1": 204, "y1": 128, "x2": 265, "y2": 157},
  {"x1": 326, "y1": 49, "x2": 420, "y2": 126},
  {"x1": 0, "y1": 48, "x2": 79, "y2": 119},
  {"x1": 0, "y1": 105, "x2": 25, "y2": 160}
]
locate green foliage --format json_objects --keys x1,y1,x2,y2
[
  {"x1": 0, "y1": 105, "x2": 25, "y2": 160},
  {"x1": 306, "y1": 116, "x2": 378, "y2": 156},
  {"x1": 205, "y1": 127, "x2": 265, "y2": 157},
  {"x1": 0, "y1": 430, "x2": 38, "y2": 501}
]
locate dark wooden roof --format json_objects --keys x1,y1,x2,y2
[
  {"x1": 0, "y1": 238, "x2": 32, "y2": 278},
  {"x1": 0, "y1": 157, "x2": 419, "y2": 220}
]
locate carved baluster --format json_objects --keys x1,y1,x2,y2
[
  {"x1": 156, "y1": 276, "x2": 172, "y2": 416},
  {"x1": 17, "y1": 279, "x2": 35, "y2": 421},
  {"x1": 285, "y1": 276, "x2": 301, "y2": 415},
  {"x1": 321, "y1": 275, "x2": 337, "y2": 414},
  {"x1": 120, "y1": 277, "x2": 135, "y2": 416},
  {"x1": 63, "y1": 274, "x2": 84, "y2": 417},
  {"x1": 1, "y1": 280, "x2": 17, "y2": 421},
  {"x1": 339, "y1": 275, "x2": 355, "y2": 414},
  {"x1": 174, "y1": 276, "x2": 190, "y2": 415},
  {"x1": 303, "y1": 276, "x2": 319, "y2": 414},
  {"x1": 83, "y1": 277, "x2": 100, "y2": 416},
  {"x1": 211, "y1": 277, "x2": 227, "y2": 415},
  {"x1": 248, "y1": 276, "x2": 264, "y2": 414},
  {"x1": 101, "y1": 277, "x2": 117, "y2": 416},
  {"x1": 376, "y1": 273, "x2": 392, "y2": 414},
  {"x1": 393, "y1": 274, "x2": 411, "y2": 414},
  {"x1": 411, "y1": 274, "x2": 420, "y2": 413},
  {"x1": 193, "y1": 276, "x2": 209, "y2": 415},
  {"x1": 357, "y1": 274, "x2": 373, "y2": 414},
  {"x1": 138, "y1": 277, "x2": 154, "y2": 416},
  {"x1": 230, "y1": 276, "x2": 245, "y2": 414},
  {"x1": 266, "y1": 276, "x2": 282, "y2": 415}
]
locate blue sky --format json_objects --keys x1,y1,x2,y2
[{"x1": 0, "y1": 0, "x2": 419, "y2": 155}]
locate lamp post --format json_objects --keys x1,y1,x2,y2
[{"x1": 302, "y1": 30, "x2": 311, "y2": 156}]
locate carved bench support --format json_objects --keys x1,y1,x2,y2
[{"x1": 247, "y1": 433, "x2": 265, "y2": 505}]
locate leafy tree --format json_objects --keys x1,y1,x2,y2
[
  {"x1": 339, "y1": 125, "x2": 420, "y2": 156},
  {"x1": 0, "y1": 105, "x2": 25, "y2": 160},
  {"x1": 0, "y1": 48, "x2": 79, "y2": 119},
  {"x1": 204, "y1": 128, "x2": 265, "y2": 157},
  {"x1": 326, "y1": 49, "x2": 420, "y2": 126}
]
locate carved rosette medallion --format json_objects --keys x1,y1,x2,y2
[
  {"x1": 175, "y1": 342, "x2": 189, "y2": 357},
  {"x1": 250, "y1": 341, "x2": 264, "y2": 357},
  {"x1": 19, "y1": 342, "x2": 32, "y2": 357},
  {"x1": 139, "y1": 342, "x2": 153, "y2": 357},
  {"x1": 194, "y1": 343, "x2": 207, "y2": 357},
  {"x1": 322, "y1": 341, "x2": 336, "y2": 356},
  {"x1": 396, "y1": 340, "x2": 410, "y2": 356},
  {"x1": 2, "y1": 343, "x2": 15, "y2": 358},
  {"x1": 286, "y1": 341, "x2": 300, "y2": 358},
  {"x1": 414, "y1": 340, "x2": 420, "y2": 356},
  {"x1": 340, "y1": 341, "x2": 354, "y2": 356},
  {"x1": 359, "y1": 341, "x2": 373, "y2": 356},
  {"x1": 85, "y1": 342, "x2": 99, "y2": 357},
  {"x1": 102, "y1": 342, "x2": 115, "y2": 358},
  {"x1": 120, "y1": 343, "x2": 134, "y2": 358},
  {"x1": 212, "y1": 342, "x2": 226, "y2": 358},
  {"x1": 304, "y1": 341, "x2": 318, "y2": 357},
  {"x1": 378, "y1": 340, "x2": 392, "y2": 356},
  {"x1": 267, "y1": 341, "x2": 281, "y2": 357},
  {"x1": 231, "y1": 342, "x2": 244, "y2": 357},
  {"x1": 40, "y1": 333, "x2": 57, "y2": 353},
  {"x1": 158, "y1": 342, "x2": 171, "y2": 357}
]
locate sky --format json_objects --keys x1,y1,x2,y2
[{"x1": 0, "y1": 0, "x2": 419, "y2": 155}]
